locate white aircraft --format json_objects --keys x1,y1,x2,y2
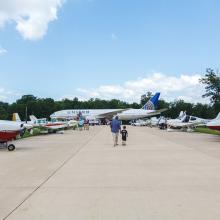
[
  {"x1": 130, "y1": 119, "x2": 150, "y2": 126},
  {"x1": 167, "y1": 111, "x2": 210, "y2": 131},
  {"x1": 50, "y1": 93, "x2": 166, "y2": 121},
  {"x1": 150, "y1": 116, "x2": 167, "y2": 128},
  {"x1": 29, "y1": 115, "x2": 68, "y2": 132},
  {"x1": 0, "y1": 120, "x2": 25, "y2": 151},
  {"x1": 207, "y1": 112, "x2": 220, "y2": 131},
  {"x1": 149, "y1": 117, "x2": 159, "y2": 127},
  {"x1": 12, "y1": 113, "x2": 33, "y2": 130}
]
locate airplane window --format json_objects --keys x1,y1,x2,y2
[
  {"x1": 190, "y1": 117, "x2": 196, "y2": 121},
  {"x1": 183, "y1": 115, "x2": 190, "y2": 123}
]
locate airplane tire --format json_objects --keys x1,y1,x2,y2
[{"x1": 8, "y1": 144, "x2": 15, "y2": 151}]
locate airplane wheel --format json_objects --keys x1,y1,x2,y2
[{"x1": 8, "y1": 144, "x2": 15, "y2": 151}]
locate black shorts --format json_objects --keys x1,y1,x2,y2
[{"x1": 122, "y1": 137, "x2": 127, "y2": 141}]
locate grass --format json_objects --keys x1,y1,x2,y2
[
  {"x1": 20, "y1": 128, "x2": 42, "y2": 139},
  {"x1": 195, "y1": 126, "x2": 220, "y2": 136}
]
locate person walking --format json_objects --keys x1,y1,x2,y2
[
  {"x1": 110, "y1": 116, "x2": 121, "y2": 147},
  {"x1": 121, "y1": 126, "x2": 128, "y2": 146}
]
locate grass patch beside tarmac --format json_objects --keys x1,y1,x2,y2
[
  {"x1": 195, "y1": 126, "x2": 220, "y2": 136},
  {"x1": 21, "y1": 128, "x2": 42, "y2": 139}
]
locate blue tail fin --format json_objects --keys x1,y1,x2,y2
[{"x1": 142, "y1": 92, "x2": 160, "y2": 110}]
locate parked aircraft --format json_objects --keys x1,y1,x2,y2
[
  {"x1": 150, "y1": 117, "x2": 160, "y2": 127},
  {"x1": 12, "y1": 113, "x2": 33, "y2": 130},
  {"x1": 167, "y1": 111, "x2": 209, "y2": 131},
  {"x1": 50, "y1": 93, "x2": 166, "y2": 121},
  {"x1": 207, "y1": 112, "x2": 220, "y2": 131},
  {"x1": 130, "y1": 119, "x2": 150, "y2": 126},
  {"x1": 29, "y1": 115, "x2": 68, "y2": 132},
  {"x1": 0, "y1": 120, "x2": 25, "y2": 151}
]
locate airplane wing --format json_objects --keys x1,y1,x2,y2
[
  {"x1": 98, "y1": 109, "x2": 128, "y2": 119},
  {"x1": 140, "y1": 108, "x2": 167, "y2": 118}
]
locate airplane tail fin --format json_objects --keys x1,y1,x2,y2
[
  {"x1": 178, "y1": 111, "x2": 187, "y2": 119},
  {"x1": 142, "y1": 92, "x2": 160, "y2": 110},
  {"x1": 12, "y1": 113, "x2": 21, "y2": 122},
  {"x1": 216, "y1": 112, "x2": 220, "y2": 120},
  {"x1": 30, "y1": 115, "x2": 37, "y2": 122},
  {"x1": 179, "y1": 111, "x2": 184, "y2": 118}
]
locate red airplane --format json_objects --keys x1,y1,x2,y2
[
  {"x1": 0, "y1": 120, "x2": 25, "y2": 151},
  {"x1": 207, "y1": 113, "x2": 220, "y2": 131}
]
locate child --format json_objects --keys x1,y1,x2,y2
[{"x1": 121, "y1": 126, "x2": 128, "y2": 146}]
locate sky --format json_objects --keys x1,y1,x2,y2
[{"x1": 0, "y1": 0, "x2": 219, "y2": 104}]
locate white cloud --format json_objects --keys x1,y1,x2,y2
[
  {"x1": 0, "y1": 87, "x2": 21, "y2": 103},
  {"x1": 75, "y1": 73, "x2": 208, "y2": 103},
  {"x1": 0, "y1": 0, "x2": 65, "y2": 40},
  {"x1": 0, "y1": 46, "x2": 7, "y2": 55}
]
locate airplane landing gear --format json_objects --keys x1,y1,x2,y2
[{"x1": 8, "y1": 144, "x2": 15, "y2": 151}]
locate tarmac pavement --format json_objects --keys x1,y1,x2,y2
[{"x1": 0, "y1": 126, "x2": 220, "y2": 220}]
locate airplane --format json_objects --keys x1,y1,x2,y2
[
  {"x1": 130, "y1": 119, "x2": 150, "y2": 126},
  {"x1": 131, "y1": 117, "x2": 162, "y2": 127},
  {"x1": 166, "y1": 111, "x2": 210, "y2": 131},
  {"x1": 12, "y1": 113, "x2": 33, "y2": 130},
  {"x1": 207, "y1": 112, "x2": 220, "y2": 131},
  {"x1": 148, "y1": 117, "x2": 158, "y2": 127},
  {"x1": 29, "y1": 115, "x2": 68, "y2": 132},
  {"x1": 0, "y1": 120, "x2": 25, "y2": 151},
  {"x1": 50, "y1": 92, "x2": 166, "y2": 121}
]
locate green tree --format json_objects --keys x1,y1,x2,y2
[
  {"x1": 0, "y1": 106, "x2": 8, "y2": 120},
  {"x1": 140, "y1": 91, "x2": 152, "y2": 106},
  {"x1": 200, "y1": 68, "x2": 220, "y2": 104}
]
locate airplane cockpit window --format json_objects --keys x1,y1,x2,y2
[
  {"x1": 190, "y1": 117, "x2": 197, "y2": 121},
  {"x1": 183, "y1": 115, "x2": 190, "y2": 123}
]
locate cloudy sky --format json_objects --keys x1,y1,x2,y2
[{"x1": 0, "y1": 0, "x2": 219, "y2": 103}]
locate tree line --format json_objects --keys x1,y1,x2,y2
[{"x1": 0, "y1": 68, "x2": 219, "y2": 121}]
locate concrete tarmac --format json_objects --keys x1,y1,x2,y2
[{"x1": 0, "y1": 126, "x2": 220, "y2": 220}]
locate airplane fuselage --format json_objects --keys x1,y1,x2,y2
[
  {"x1": 0, "y1": 120, "x2": 23, "y2": 141},
  {"x1": 50, "y1": 109, "x2": 122, "y2": 120},
  {"x1": 207, "y1": 120, "x2": 220, "y2": 131},
  {"x1": 51, "y1": 109, "x2": 160, "y2": 121}
]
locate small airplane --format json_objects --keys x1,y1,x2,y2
[
  {"x1": 130, "y1": 119, "x2": 150, "y2": 126},
  {"x1": 207, "y1": 112, "x2": 220, "y2": 131},
  {"x1": 0, "y1": 120, "x2": 25, "y2": 151},
  {"x1": 149, "y1": 117, "x2": 159, "y2": 127},
  {"x1": 29, "y1": 115, "x2": 68, "y2": 132},
  {"x1": 167, "y1": 111, "x2": 210, "y2": 131},
  {"x1": 50, "y1": 92, "x2": 166, "y2": 121},
  {"x1": 12, "y1": 113, "x2": 33, "y2": 130}
]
